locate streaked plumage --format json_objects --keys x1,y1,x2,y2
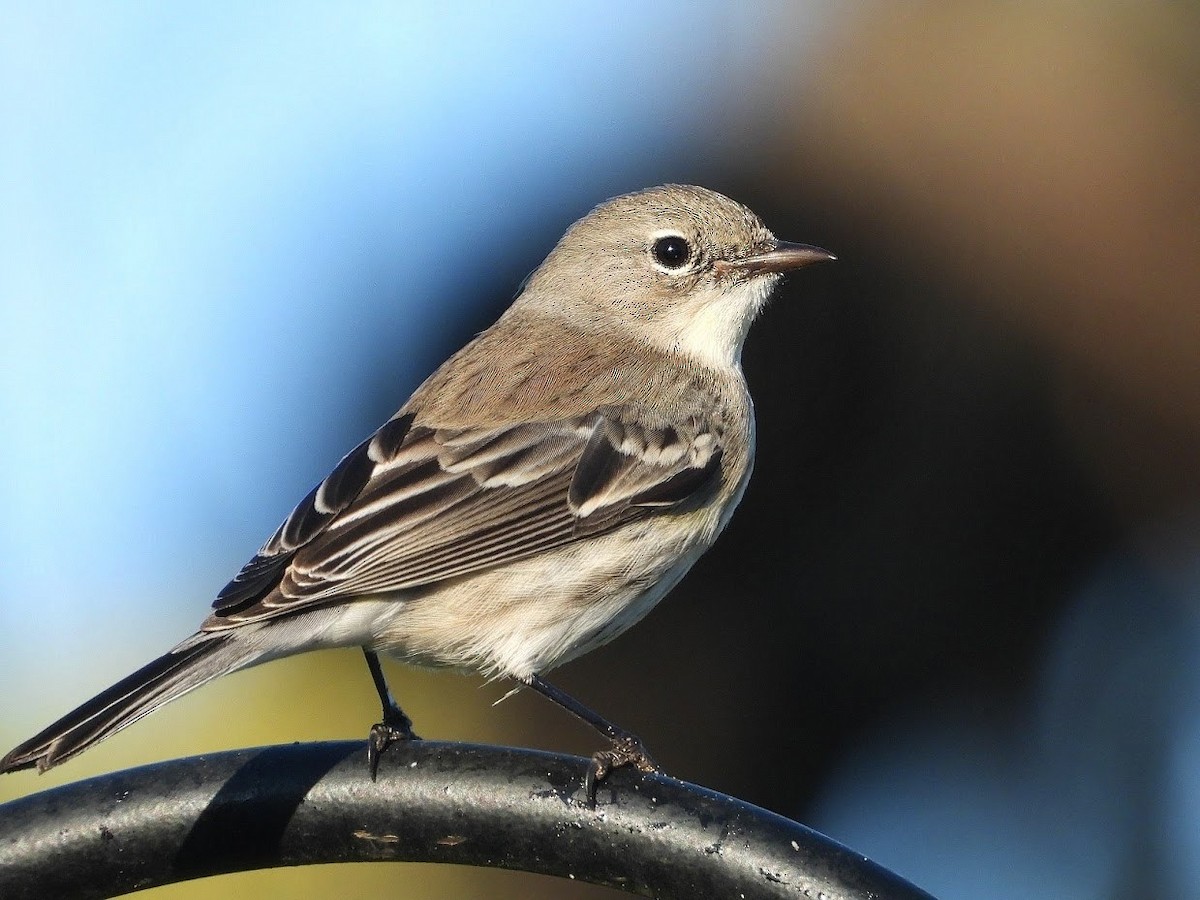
[{"x1": 1, "y1": 184, "x2": 833, "y2": 785}]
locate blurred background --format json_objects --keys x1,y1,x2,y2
[{"x1": 3, "y1": 2, "x2": 1200, "y2": 897}]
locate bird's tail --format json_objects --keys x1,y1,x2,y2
[{"x1": 0, "y1": 632, "x2": 260, "y2": 774}]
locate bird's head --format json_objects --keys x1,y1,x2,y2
[{"x1": 516, "y1": 184, "x2": 834, "y2": 369}]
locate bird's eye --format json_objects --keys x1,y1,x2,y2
[{"x1": 651, "y1": 235, "x2": 691, "y2": 269}]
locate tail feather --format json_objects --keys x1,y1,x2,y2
[{"x1": 1, "y1": 633, "x2": 251, "y2": 774}]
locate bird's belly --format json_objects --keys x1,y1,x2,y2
[{"x1": 372, "y1": 516, "x2": 713, "y2": 679}]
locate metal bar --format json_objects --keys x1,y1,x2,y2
[{"x1": 0, "y1": 741, "x2": 936, "y2": 899}]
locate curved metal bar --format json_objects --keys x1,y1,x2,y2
[{"x1": 0, "y1": 741, "x2": 936, "y2": 899}]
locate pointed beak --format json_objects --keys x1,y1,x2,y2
[{"x1": 718, "y1": 241, "x2": 837, "y2": 277}]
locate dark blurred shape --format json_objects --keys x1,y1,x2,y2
[{"x1": 683, "y1": 3, "x2": 1200, "y2": 896}]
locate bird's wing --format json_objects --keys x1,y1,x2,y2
[{"x1": 209, "y1": 407, "x2": 724, "y2": 625}]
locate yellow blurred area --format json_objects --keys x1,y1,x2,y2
[
  {"x1": 0, "y1": 651, "x2": 614, "y2": 897},
  {"x1": 140, "y1": 864, "x2": 615, "y2": 899}
]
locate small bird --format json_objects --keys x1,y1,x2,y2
[{"x1": 1, "y1": 184, "x2": 833, "y2": 799}]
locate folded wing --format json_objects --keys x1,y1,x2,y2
[{"x1": 208, "y1": 406, "x2": 724, "y2": 626}]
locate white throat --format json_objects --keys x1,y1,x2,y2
[{"x1": 659, "y1": 278, "x2": 775, "y2": 370}]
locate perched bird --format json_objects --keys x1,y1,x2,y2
[{"x1": 1, "y1": 184, "x2": 833, "y2": 799}]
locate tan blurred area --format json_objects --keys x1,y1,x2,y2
[{"x1": 777, "y1": 1, "x2": 1200, "y2": 529}]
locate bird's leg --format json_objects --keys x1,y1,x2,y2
[
  {"x1": 363, "y1": 648, "x2": 420, "y2": 779},
  {"x1": 522, "y1": 674, "x2": 659, "y2": 804}
]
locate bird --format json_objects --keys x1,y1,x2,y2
[{"x1": 0, "y1": 184, "x2": 834, "y2": 800}]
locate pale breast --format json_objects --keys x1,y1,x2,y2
[{"x1": 372, "y1": 497, "x2": 732, "y2": 678}]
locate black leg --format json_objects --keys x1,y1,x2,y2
[
  {"x1": 363, "y1": 649, "x2": 419, "y2": 780},
  {"x1": 522, "y1": 674, "x2": 659, "y2": 804}
]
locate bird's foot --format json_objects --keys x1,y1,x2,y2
[
  {"x1": 366, "y1": 711, "x2": 421, "y2": 781},
  {"x1": 585, "y1": 734, "x2": 660, "y2": 806}
]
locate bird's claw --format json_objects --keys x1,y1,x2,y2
[
  {"x1": 366, "y1": 716, "x2": 420, "y2": 781},
  {"x1": 584, "y1": 734, "x2": 659, "y2": 805}
]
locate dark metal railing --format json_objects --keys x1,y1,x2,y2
[{"x1": 0, "y1": 741, "x2": 936, "y2": 899}]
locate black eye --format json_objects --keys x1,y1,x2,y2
[{"x1": 651, "y1": 235, "x2": 691, "y2": 269}]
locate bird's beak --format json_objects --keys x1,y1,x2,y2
[{"x1": 718, "y1": 241, "x2": 837, "y2": 277}]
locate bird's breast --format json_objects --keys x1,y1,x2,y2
[{"x1": 371, "y1": 505, "x2": 730, "y2": 680}]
